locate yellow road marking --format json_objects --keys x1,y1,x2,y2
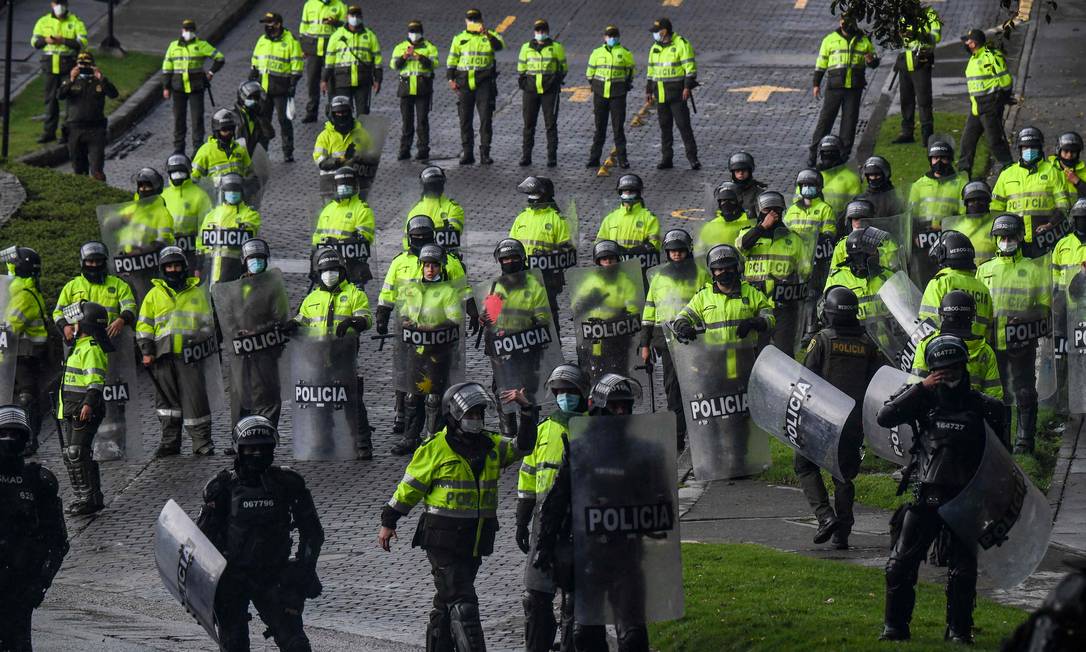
[
  {"x1": 1017, "y1": 0, "x2": 1033, "y2": 22},
  {"x1": 671, "y1": 208, "x2": 706, "y2": 221},
  {"x1": 561, "y1": 86, "x2": 594, "y2": 103},
  {"x1": 662, "y1": 0, "x2": 683, "y2": 7},
  {"x1": 598, "y1": 99, "x2": 653, "y2": 177},
  {"x1": 495, "y1": 16, "x2": 516, "y2": 34},
  {"x1": 728, "y1": 85, "x2": 800, "y2": 102},
  {"x1": 794, "y1": 0, "x2": 808, "y2": 8}
]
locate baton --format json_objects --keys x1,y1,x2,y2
[
  {"x1": 48, "y1": 391, "x2": 66, "y2": 452},
  {"x1": 371, "y1": 333, "x2": 393, "y2": 352},
  {"x1": 206, "y1": 79, "x2": 216, "y2": 107},
  {"x1": 634, "y1": 358, "x2": 656, "y2": 413},
  {"x1": 688, "y1": 92, "x2": 697, "y2": 114}
]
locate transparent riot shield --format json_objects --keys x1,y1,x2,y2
[
  {"x1": 666, "y1": 329, "x2": 769, "y2": 480},
  {"x1": 985, "y1": 256, "x2": 1056, "y2": 405},
  {"x1": 393, "y1": 279, "x2": 467, "y2": 397},
  {"x1": 567, "y1": 260, "x2": 647, "y2": 388},
  {"x1": 939, "y1": 430, "x2": 1053, "y2": 590},
  {"x1": 244, "y1": 145, "x2": 271, "y2": 210},
  {"x1": 211, "y1": 270, "x2": 290, "y2": 426},
  {"x1": 747, "y1": 345, "x2": 856, "y2": 481},
  {"x1": 97, "y1": 200, "x2": 170, "y2": 303},
  {"x1": 871, "y1": 271, "x2": 939, "y2": 372},
  {"x1": 1029, "y1": 218, "x2": 1072, "y2": 259},
  {"x1": 93, "y1": 329, "x2": 146, "y2": 461},
  {"x1": 754, "y1": 228, "x2": 816, "y2": 355},
  {"x1": 862, "y1": 213, "x2": 910, "y2": 274},
  {"x1": 0, "y1": 276, "x2": 17, "y2": 403},
  {"x1": 169, "y1": 284, "x2": 225, "y2": 416},
  {"x1": 198, "y1": 217, "x2": 256, "y2": 286},
  {"x1": 475, "y1": 269, "x2": 562, "y2": 407},
  {"x1": 155, "y1": 499, "x2": 226, "y2": 643},
  {"x1": 355, "y1": 114, "x2": 389, "y2": 202},
  {"x1": 569, "y1": 412, "x2": 684, "y2": 625},
  {"x1": 1067, "y1": 271, "x2": 1086, "y2": 414},
  {"x1": 281, "y1": 334, "x2": 359, "y2": 461},
  {"x1": 861, "y1": 366, "x2": 917, "y2": 466},
  {"x1": 310, "y1": 236, "x2": 372, "y2": 288}
]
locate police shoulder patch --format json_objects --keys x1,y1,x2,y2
[
  {"x1": 107, "y1": 286, "x2": 116, "y2": 294},
  {"x1": 340, "y1": 295, "x2": 348, "y2": 302},
  {"x1": 544, "y1": 223, "x2": 552, "y2": 230}
]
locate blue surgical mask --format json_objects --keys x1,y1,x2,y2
[
  {"x1": 223, "y1": 191, "x2": 242, "y2": 205},
  {"x1": 1022, "y1": 148, "x2": 1042, "y2": 164},
  {"x1": 556, "y1": 393, "x2": 580, "y2": 413},
  {"x1": 652, "y1": 31, "x2": 663, "y2": 43},
  {"x1": 606, "y1": 37, "x2": 619, "y2": 47},
  {"x1": 247, "y1": 258, "x2": 266, "y2": 274},
  {"x1": 535, "y1": 32, "x2": 548, "y2": 42},
  {"x1": 800, "y1": 185, "x2": 819, "y2": 199},
  {"x1": 336, "y1": 184, "x2": 354, "y2": 199}
]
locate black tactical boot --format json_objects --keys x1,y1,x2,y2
[
  {"x1": 813, "y1": 517, "x2": 839, "y2": 544},
  {"x1": 1013, "y1": 406, "x2": 1037, "y2": 454}
]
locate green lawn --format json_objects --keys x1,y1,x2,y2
[
  {"x1": 874, "y1": 111, "x2": 992, "y2": 187},
  {"x1": 0, "y1": 162, "x2": 130, "y2": 301},
  {"x1": 2, "y1": 50, "x2": 160, "y2": 160},
  {"x1": 649, "y1": 542, "x2": 1025, "y2": 652}
]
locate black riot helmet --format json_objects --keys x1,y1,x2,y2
[
  {"x1": 817, "y1": 134, "x2": 844, "y2": 169},
  {"x1": 493, "y1": 238, "x2": 526, "y2": 275},
  {"x1": 518, "y1": 175, "x2": 554, "y2": 207},
  {"x1": 729, "y1": 151, "x2": 755, "y2": 181},
  {"x1": 938, "y1": 290, "x2": 977, "y2": 334},
  {"x1": 962, "y1": 180, "x2": 992, "y2": 216},
  {"x1": 714, "y1": 181, "x2": 742, "y2": 219},
  {"x1": 241, "y1": 238, "x2": 270, "y2": 269},
  {"x1": 1072, "y1": 198, "x2": 1086, "y2": 237},
  {"x1": 844, "y1": 197, "x2": 875, "y2": 227},
  {"x1": 333, "y1": 166, "x2": 357, "y2": 200},
  {"x1": 0, "y1": 405, "x2": 31, "y2": 459},
  {"x1": 822, "y1": 285, "x2": 860, "y2": 327},
  {"x1": 796, "y1": 168, "x2": 823, "y2": 199},
  {"x1": 77, "y1": 301, "x2": 114, "y2": 352},
  {"x1": 237, "y1": 80, "x2": 266, "y2": 109},
  {"x1": 233, "y1": 415, "x2": 278, "y2": 484},
  {"x1": 929, "y1": 230, "x2": 976, "y2": 270},
  {"x1": 616, "y1": 174, "x2": 643, "y2": 204},
  {"x1": 991, "y1": 213, "x2": 1024, "y2": 255},
  {"x1": 706, "y1": 244, "x2": 742, "y2": 288},
  {"x1": 588, "y1": 373, "x2": 641, "y2": 415},
  {"x1": 928, "y1": 140, "x2": 955, "y2": 176},
  {"x1": 135, "y1": 167, "x2": 164, "y2": 198},
  {"x1": 756, "y1": 190, "x2": 786, "y2": 217},
  {"x1": 592, "y1": 239, "x2": 622, "y2": 265},
  {"x1": 862, "y1": 156, "x2": 892, "y2": 191},
  {"x1": 158, "y1": 245, "x2": 188, "y2": 288},
  {"x1": 80, "y1": 241, "x2": 109, "y2": 283},
  {"x1": 315, "y1": 247, "x2": 346, "y2": 289},
  {"x1": 545, "y1": 363, "x2": 590, "y2": 399},
  {"x1": 166, "y1": 153, "x2": 192, "y2": 186},
  {"x1": 441, "y1": 382, "x2": 495, "y2": 428},
  {"x1": 329, "y1": 95, "x2": 354, "y2": 132},
  {"x1": 1058, "y1": 131, "x2": 1084, "y2": 167},
  {"x1": 420, "y1": 165, "x2": 446, "y2": 196},
  {"x1": 662, "y1": 228, "x2": 693, "y2": 258},
  {"x1": 212, "y1": 108, "x2": 237, "y2": 139},
  {"x1": 7, "y1": 246, "x2": 42, "y2": 279},
  {"x1": 406, "y1": 215, "x2": 436, "y2": 254},
  {"x1": 925, "y1": 334, "x2": 969, "y2": 371},
  {"x1": 845, "y1": 227, "x2": 886, "y2": 278},
  {"x1": 1017, "y1": 126, "x2": 1044, "y2": 150}
]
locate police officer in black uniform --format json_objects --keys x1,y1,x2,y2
[
  {"x1": 233, "y1": 239, "x2": 286, "y2": 431},
  {"x1": 798, "y1": 286, "x2": 884, "y2": 549},
  {"x1": 235, "y1": 80, "x2": 275, "y2": 156},
  {"x1": 0, "y1": 405, "x2": 68, "y2": 651},
  {"x1": 876, "y1": 334, "x2": 1005, "y2": 644},
  {"x1": 860, "y1": 156, "x2": 905, "y2": 217},
  {"x1": 728, "y1": 151, "x2": 769, "y2": 220},
  {"x1": 197, "y1": 415, "x2": 325, "y2": 652},
  {"x1": 58, "y1": 51, "x2": 118, "y2": 181}
]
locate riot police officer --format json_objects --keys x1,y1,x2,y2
[
  {"x1": 825, "y1": 226, "x2": 895, "y2": 328},
  {"x1": 918, "y1": 230, "x2": 992, "y2": 339},
  {"x1": 391, "y1": 20, "x2": 438, "y2": 161},
  {"x1": 6, "y1": 246, "x2": 53, "y2": 456},
  {"x1": 235, "y1": 80, "x2": 275, "y2": 156},
  {"x1": 192, "y1": 109, "x2": 253, "y2": 182},
  {"x1": 197, "y1": 415, "x2": 325, "y2": 652},
  {"x1": 815, "y1": 134, "x2": 863, "y2": 221},
  {"x1": 860, "y1": 155, "x2": 905, "y2": 217},
  {"x1": 672, "y1": 244, "x2": 775, "y2": 347},
  {"x1": 197, "y1": 173, "x2": 262, "y2": 285},
  {"x1": 912, "y1": 291, "x2": 1002, "y2": 401},
  {"x1": 0, "y1": 405, "x2": 68, "y2": 650},
  {"x1": 58, "y1": 301, "x2": 112, "y2": 515},
  {"x1": 509, "y1": 176, "x2": 575, "y2": 334},
  {"x1": 518, "y1": 364, "x2": 589, "y2": 652},
  {"x1": 977, "y1": 214, "x2": 1051, "y2": 453},
  {"x1": 787, "y1": 168, "x2": 837, "y2": 254},
  {"x1": 907, "y1": 140, "x2": 968, "y2": 232},
  {"x1": 312, "y1": 166, "x2": 376, "y2": 287},
  {"x1": 876, "y1": 335, "x2": 1005, "y2": 643},
  {"x1": 596, "y1": 174, "x2": 661, "y2": 261},
  {"x1": 1051, "y1": 131, "x2": 1086, "y2": 198},
  {"x1": 161, "y1": 154, "x2": 212, "y2": 268},
  {"x1": 641, "y1": 229, "x2": 708, "y2": 451},
  {"x1": 379, "y1": 382, "x2": 537, "y2": 652},
  {"x1": 403, "y1": 166, "x2": 466, "y2": 255},
  {"x1": 234, "y1": 239, "x2": 287, "y2": 429},
  {"x1": 798, "y1": 286, "x2": 883, "y2": 548},
  {"x1": 954, "y1": 180, "x2": 997, "y2": 266},
  {"x1": 727, "y1": 151, "x2": 768, "y2": 219},
  {"x1": 694, "y1": 181, "x2": 754, "y2": 262},
  {"x1": 54, "y1": 242, "x2": 136, "y2": 346},
  {"x1": 991, "y1": 127, "x2": 1072, "y2": 257},
  {"x1": 313, "y1": 95, "x2": 377, "y2": 200},
  {"x1": 570, "y1": 241, "x2": 644, "y2": 381}
]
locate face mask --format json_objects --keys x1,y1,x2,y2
[
  {"x1": 236, "y1": 449, "x2": 274, "y2": 483},
  {"x1": 348, "y1": 16, "x2": 362, "y2": 28},
  {"x1": 264, "y1": 25, "x2": 279, "y2": 38},
  {"x1": 606, "y1": 37, "x2": 619, "y2": 47},
  {"x1": 332, "y1": 113, "x2": 352, "y2": 131},
  {"x1": 0, "y1": 436, "x2": 23, "y2": 458},
  {"x1": 181, "y1": 30, "x2": 195, "y2": 41},
  {"x1": 1021, "y1": 148, "x2": 1042, "y2": 164},
  {"x1": 800, "y1": 185, "x2": 818, "y2": 199},
  {"x1": 223, "y1": 190, "x2": 243, "y2": 205},
  {"x1": 712, "y1": 269, "x2": 739, "y2": 287},
  {"x1": 247, "y1": 258, "x2": 266, "y2": 274},
  {"x1": 169, "y1": 171, "x2": 188, "y2": 185},
  {"x1": 818, "y1": 153, "x2": 839, "y2": 171},
  {"x1": 137, "y1": 187, "x2": 156, "y2": 199},
  {"x1": 556, "y1": 393, "x2": 580, "y2": 413},
  {"x1": 321, "y1": 270, "x2": 341, "y2": 288},
  {"x1": 535, "y1": 32, "x2": 549, "y2": 42},
  {"x1": 52, "y1": 5, "x2": 65, "y2": 17},
  {"x1": 500, "y1": 260, "x2": 524, "y2": 275},
  {"x1": 620, "y1": 191, "x2": 639, "y2": 203},
  {"x1": 466, "y1": 21, "x2": 482, "y2": 33},
  {"x1": 866, "y1": 175, "x2": 888, "y2": 191},
  {"x1": 336, "y1": 184, "x2": 354, "y2": 199},
  {"x1": 459, "y1": 417, "x2": 485, "y2": 435},
  {"x1": 164, "y1": 270, "x2": 187, "y2": 290},
  {"x1": 965, "y1": 199, "x2": 989, "y2": 216},
  {"x1": 83, "y1": 265, "x2": 105, "y2": 283},
  {"x1": 931, "y1": 160, "x2": 953, "y2": 176},
  {"x1": 408, "y1": 32, "x2": 422, "y2": 42},
  {"x1": 1061, "y1": 152, "x2": 1080, "y2": 167},
  {"x1": 652, "y1": 31, "x2": 663, "y2": 42},
  {"x1": 997, "y1": 237, "x2": 1018, "y2": 254},
  {"x1": 422, "y1": 181, "x2": 444, "y2": 197}
]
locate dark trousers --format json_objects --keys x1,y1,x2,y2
[
  {"x1": 232, "y1": 352, "x2": 282, "y2": 429},
  {"x1": 808, "y1": 87, "x2": 863, "y2": 163},
  {"x1": 334, "y1": 84, "x2": 373, "y2": 116},
  {"x1": 0, "y1": 602, "x2": 32, "y2": 651},
  {"x1": 522, "y1": 90, "x2": 559, "y2": 161},
  {"x1": 151, "y1": 356, "x2": 212, "y2": 453},
  {"x1": 427, "y1": 548, "x2": 485, "y2": 651},
  {"x1": 884, "y1": 503, "x2": 977, "y2": 635},
  {"x1": 656, "y1": 98, "x2": 697, "y2": 164},
  {"x1": 399, "y1": 94, "x2": 432, "y2": 156},
  {"x1": 795, "y1": 421, "x2": 863, "y2": 528},
  {"x1": 356, "y1": 376, "x2": 371, "y2": 452},
  {"x1": 457, "y1": 82, "x2": 496, "y2": 156},
  {"x1": 896, "y1": 59, "x2": 933, "y2": 139},
  {"x1": 957, "y1": 108, "x2": 1014, "y2": 175},
  {"x1": 43, "y1": 72, "x2": 69, "y2": 138},
  {"x1": 303, "y1": 54, "x2": 324, "y2": 118},
  {"x1": 14, "y1": 355, "x2": 44, "y2": 443},
  {"x1": 216, "y1": 566, "x2": 311, "y2": 652},
  {"x1": 589, "y1": 93, "x2": 627, "y2": 162},
  {"x1": 523, "y1": 588, "x2": 573, "y2": 652},
  {"x1": 171, "y1": 90, "x2": 207, "y2": 153},
  {"x1": 263, "y1": 94, "x2": 294, "y2": 157},
  {"x1": 652, "y1": 342, "x2": 685, "y2": 444},
  {"x1": 67, "y1": 126, "x2": 107, "y2": 180}
]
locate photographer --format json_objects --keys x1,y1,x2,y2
[{"x1": 57, "y1": 51, "x2": 118, "y2": 181}]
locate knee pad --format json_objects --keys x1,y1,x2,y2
[
  {"x1": 448, "y1": 601, "x2": 485, "y2": 652},
  {"x1": 63, "y1": 445, "x2": 87, "y2": 464},
  {"x1": 425, "y1": 394, "x2": 440, "y2": 410},
  {"x1": 616, "y1": 624, "x2": 649, "y2": 652},
  {"x1": 523, "y1": 588, "x2": 555, "y2": 615}
]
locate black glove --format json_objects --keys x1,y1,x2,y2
[
  {"x1": 518, "y1": 74, "x2": 528, "y2": 91},
  {"x1": 335, "y1": 320, "x2": 352, "y2": 338},
  {"x1": 280, "y1": 560, "x2": 322, "y2": 599},
  {"x1": 674, "y1": 319, "x2": 697, "y2": 343},
  {"x1": 280, "y1": 319, "x2": 300, "y2": 335},
  {"x1": 318, "y1": 156, "x2": 340, "y2": 171},
  {"x1": 466, "y1": 298, "x2": 481, "y2": 336},
  {"x1": 516, "y1": 525, "x2": 531, "y2": 554},
  {"x1": 375, "y1": 305, "x2": 391, "y2": 336},
  {"x1": 737, "y1": 316, "x2": 768, "y2": 338}
]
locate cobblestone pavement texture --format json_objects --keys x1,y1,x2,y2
[{"x1": 29, "y1": 0, "x2": 1015, "y2": 649}]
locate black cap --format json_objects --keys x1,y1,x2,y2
[
  {"x1": 604, "y1": 25, "x2": 620, "y2": 37},
  {"x1": 408, "y1": 20, "x2": 423, "y2": 32},
  {"x1": 181, "y1": 19, "x2": 197, "y2": 31},
  {"x1": 961, "y1": 28, "x2": 986, "y2": 44},
  {"x1": 347, "y1": 5, "x2": 362, "y2": 16},
  {"x1": 466, "y1": 9, "x2": 482, "y2": 21},
  {"x1": 533, "y1": 19, "x2": 549, "y2": 31},
  {"x1": 651, "y1": 18, "x2": 672, "y2": 33},
  {"x1": 260, "y1": 12, "x2": 283, "y2": 24}
]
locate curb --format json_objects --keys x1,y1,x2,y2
[
  {"x1": 1049, "y1": 416, "x2": 1083, "y2": 520},
  {"x1": 1003, "y1": 0, "x2": 1043, "y2": 136},
  {"x1": 17, "y1": 0, "x2": 261, "y2": 168}
]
